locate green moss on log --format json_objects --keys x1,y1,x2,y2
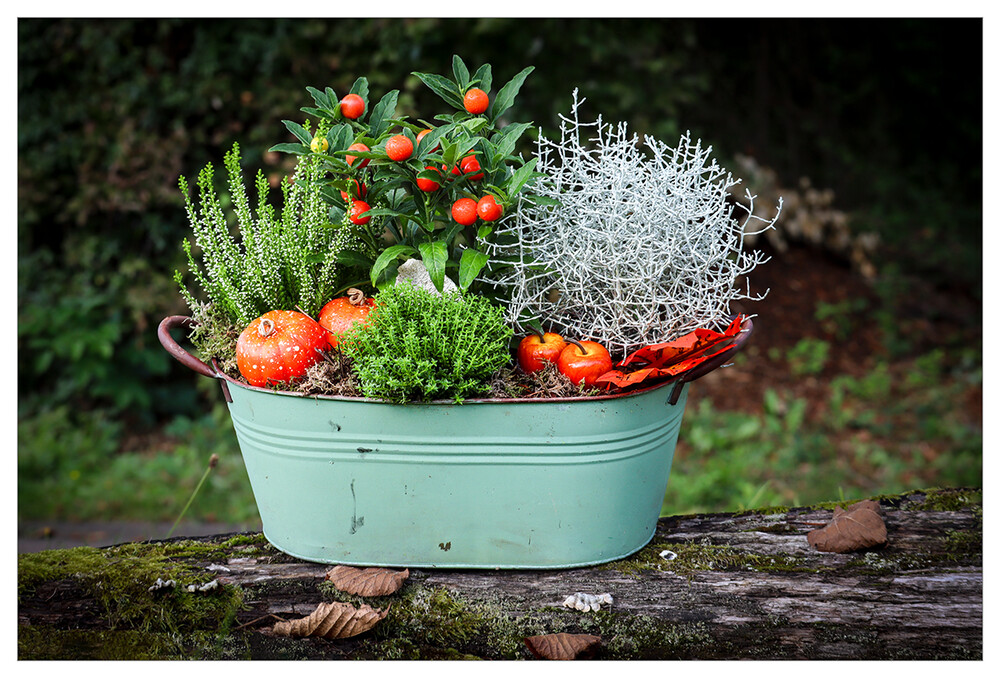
[
  {"x1": 18, "y1": 488, "x2": 981, "y2": 659},
  {"x1": 900, "y1": 487, "x2": 982, "y2": 512},
  {"x1": 18, "y1": 627, "x2": 186, "y2": 660},
  {"x1": 17, "y1": 535, "x2": 270, "y2": 659},
  {"x1": 607, "y1": 540, "x2": 819, "y2": 577},
  {"x1": 943, "y1": 528, "x2": 982, "y2": 557}
]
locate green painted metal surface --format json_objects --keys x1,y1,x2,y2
[{"x1": 224, "y1": 380, "x2": 689, "y2": 569}]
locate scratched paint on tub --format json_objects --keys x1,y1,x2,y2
[{"x1": 349, "y1": 479, "x2": 364, "y2": 534}]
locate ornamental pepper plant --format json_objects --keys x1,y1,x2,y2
[{"x1": 270, "y1": 55, "x2": 544, "y2": 297}]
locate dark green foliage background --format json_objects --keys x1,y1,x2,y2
[{"x1": 17, "y1": 18, "x2": 982, "y2": 521}]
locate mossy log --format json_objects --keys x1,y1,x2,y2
[{"x1": 18, "y1": 487, "x2": 982, "y2": 660}]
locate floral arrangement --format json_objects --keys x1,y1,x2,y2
[{"x1": 173, "y1": 57, "x2": 779, "y2": 403}]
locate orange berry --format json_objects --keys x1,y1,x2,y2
[
  {"x1": 477, "y1": 195, "x2": 503, "y2": 222},
  {"x1": 346, "y1": 142, "x2": 370, "y2": 168},
  {"x1": 416, "y1": 166, "x2": 442, "y2": 192},
  {"x1": 463, "y1": 88, "x2": 489, "y2": 114},
  {"x1": 385, "y1": 134, "x2": 413, "y2": 161},
  {"x1": 452, "y1": 198, "x2": 478, "y2": 226},
  {"x1": 339, "y1": 179, "x2": 367, "y2": 201},
  {"x1": 339, "y1": 94, "x2": 365, "y2": 120},
  {"x1": 416, "y1": 128, "x2": 436, "y2": 149},
  {"x1": 348, "y1": 200, "x2": 372, "y2": 225},
  {"x1": 460, "y1": 155, "x2": 484, "y2": 181}
]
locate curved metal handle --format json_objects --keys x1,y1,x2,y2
[
  {"x1": 668, "y1": 316, "x2": 754, "y2": 405},
  {"x1": 157, "y1": 315, "x2": 219, "y2": 380}
]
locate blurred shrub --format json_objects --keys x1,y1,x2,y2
[
  {"x1": 785, "y1": 338, "x2": 831, "y2": 376},
  {"x1": 18, "y1": 402, "x2": 252, "y2": 523},
  {"x1": 815, "y1": 298, "x2": 869, "y2": 341},
  {"x1": 666, "y1": 349, "x2": 982, "y2": 515}
]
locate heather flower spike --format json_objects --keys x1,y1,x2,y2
[{"x1": 485, "y1": 90, "x2": 782, "y2": 356}]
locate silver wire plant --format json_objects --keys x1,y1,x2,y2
[
  {"x1": 175, "y1": 142, "x2": 356, "y2": 327},
  {"x1": 483, "y1": 90, "x2": 782, "y2": 357}
]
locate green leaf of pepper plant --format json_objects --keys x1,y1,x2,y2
[
  {"x1": 368, "y1": 90, "x2": 400, "y2": 139},
  {"x1": 371, "y1": 244, "x2": 417, "y2": 288},
  {"x1": 282, "y1": 119, "x2": 313, "y2": 145},
  {"x1": 458, "y1": 248, "x2": 489, "y2": 292},
  {"x1": 490, "y1": 66, "x2": 535, "y2": 121},
  {"x1": 417, "y1": 240, "x2": 449, "y2": 293},
  {"x1": 412, "y1": 71, "x2": 465, "y2": 110}
]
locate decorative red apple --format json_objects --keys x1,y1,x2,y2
[
  {"x1": 557, "y1": 339, "x2": 614, "y2": 387},
  {"x1": 517, "y1": 330, "x2": 568, "y2": 374}
]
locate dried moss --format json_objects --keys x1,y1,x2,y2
[
  {"x1": 289, "y1": 351, "x2": 363, "y2": 397},
  {"x1": 186, "y1": 300, "x2": 240, "y2": 373}
]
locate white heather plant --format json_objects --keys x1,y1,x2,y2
[
  {"x1": 484, "y1": 91, "x2": 782, "y2": 357},
  {"x1": 175, "y1": 142, "x2": 355, "y2": 327}
]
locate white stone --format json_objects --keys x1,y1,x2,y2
[{"x1": 396, "y1": 258, "x2": 458, "y2": 296}]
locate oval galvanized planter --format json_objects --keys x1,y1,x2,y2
[{"x1": 159, "y1": 316, "x2": 752, "y2": 569}]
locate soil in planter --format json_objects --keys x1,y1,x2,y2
[
  {"x1": 485, "y1": 361, "x2": 601, "y2": 400},
  {"x1": 281, "y1": 351, "x2": 599, "y2": 401}
]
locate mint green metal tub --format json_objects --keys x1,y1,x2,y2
[{"x1": 159, "y1": 316, "x2": 751, "y2": 569}]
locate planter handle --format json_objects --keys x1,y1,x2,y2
[
  {"x1": 157, "y1": 315, "x2": 220, "y2": 380},
  {"x1": 158, "y1": 315, "x2": 233, "y2": 402},
  {"x1": 667, "y1": 316, "x2": 754, "y2": 405}
]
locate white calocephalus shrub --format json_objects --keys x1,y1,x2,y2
[{"x1": 484, "y1": 90, "x2": 781, "y2": 357}]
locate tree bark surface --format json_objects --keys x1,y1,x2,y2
[{"x1": 17, "y1": 488, "x2": 982, "y2": 660}]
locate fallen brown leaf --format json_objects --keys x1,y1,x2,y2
[
  {"x1": 325, "y1": 565, "x2": 409, "y2": 597},
  {"x1": 524, "y1": 633, "x2": 601, "y2": 660},
  {"x1": 807, "y1": 499, "x2": 888, "y2": 553},
  {"x1": 272, "y1": 601, "x2": 389, "y2": 640}
]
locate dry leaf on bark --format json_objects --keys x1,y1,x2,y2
[
  {"x1": 524, "y1": 633, "x2": 602, "y2": 660},
  {"x1": 325, "y1": 565, "x2": 409, "y2": 596},
  {"x1": 272, "y1": 601, "x2": 389, "y2": 640},
  {"x1": 807, "y1": 499, "x2": 888, "y2": 553}
]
